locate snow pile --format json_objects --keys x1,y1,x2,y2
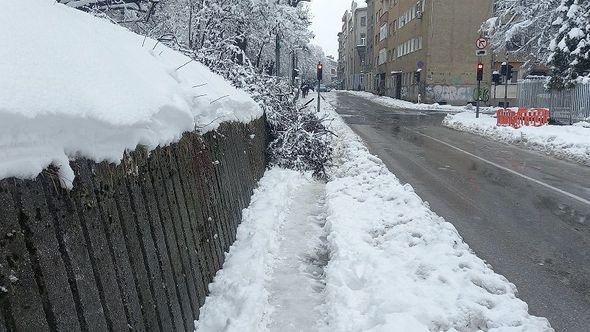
[
  {"x1": 443, "y1": 112, "x2": 590, "y2": 166},
  {"x1": 344, "y1": 91, "x2": 497, "y2": 114},
  {"x1": 318, "y1": 99, "x2": 552, "y2": 331},
  {"x1": 0, "y1": 0, "x2": 261, "y2": 187},
  {"x1": 195, "y1": 168, "x2": 313, "y2": 332}
]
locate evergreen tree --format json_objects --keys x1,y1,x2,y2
[{"x1": 548, "y1": 0, "x2": 590, "y2": 89}]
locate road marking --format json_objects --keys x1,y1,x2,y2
[{"x1": 409, "y1": 129, "x2": 590, "y2": 207}]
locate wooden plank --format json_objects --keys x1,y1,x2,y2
[
  {"x1": 74, "y1": 162, "x2": 129, "y2": 331},
  {"x1": 195, "y1": 138, "x2": 224, "y2": 272},
  {"x1": 91, "y1": 162, "x2": 146, "y2": 331},
  {"x1": 13, "y1": 177, "x2": 81, "y2": 331},
  {"x1": 150, "y1": 150, "x2": 195, "y2": 330},
  {"x1": 170, "y1": 142, "x2": 209, "y2": 308},
  {"x1": 111, "y1": 162, "x2": 161, "y2": 331},
  {"x1": 126, "y1": 162, "x2": 175, "y2": 331},
  {"x1": 183, "y1": 138, "x2": 219, "y2": 288},
  {"x1": 0, "y1": 182, "x2": 48, "y2": 331},
  {"x1": 148, "y1": 149, "x2": 194, "y2": 330},
  {"x1": 41, "y1": 174, "x2": 108, "y2": 332},
  {"x1": 142, "y1": 150, "x2": 189, "y2": 332}
]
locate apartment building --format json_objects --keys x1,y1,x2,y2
[
  {"x1": 337, "y1": 1, "x2": 369, "y2": 91},
  {"x1": 358, "y1": 0, "x2": 495, "y2": 105}
]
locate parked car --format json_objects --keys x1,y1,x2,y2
[{"x1": 319, "y1": 84, "x2": 330, "y2": 92}]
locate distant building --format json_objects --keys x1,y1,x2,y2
[
  {"x1": 340, "y1": 0, "x2": 520, "y2": 105},
  {"x1": 325, "y1": 55, "x2": 339, "y2": 86},
  {"x1": 338, "y1": 1, "x2": 368, "y2": 91},
  {"x1": 365, "y1": 0, "x2": 376, "y2": 93}
]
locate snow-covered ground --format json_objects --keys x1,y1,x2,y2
[
  {"x1": 0, "y1": 0, "x2": 261, "y2": 187},
  {"x1": 195, "y1": 169, "x2": 327, "y2": 331},
  {"x1": 344, "y1": 90, "x2": 497, "y2": 114},
  {"x1": 444, "y1": 112, "x2": 590, "y2": 166},
  {"x1": 195, "y1": 94, "x2": 553, "y2": 331}
]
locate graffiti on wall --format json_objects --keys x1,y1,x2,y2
[
  {"x1": 425, "y1": 85, "x2": 474, "y2": 103},
  {"x1": 401, "y1": 87, "x2": 409, "y2": 98}
]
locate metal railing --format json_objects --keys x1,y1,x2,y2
[{"x1": 518, "y1": 80, "x2": 590, "y2": 124}]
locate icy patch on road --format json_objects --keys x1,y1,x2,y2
[
  {"x1": 195, "y1": 168, "x2": 328, "y2": 332},
  {"x1": 444, "y1": 112, "x2": 590, "y2": 166},
  {"x1": 318, "y1": 97, "x2": 553, "y2": 331}
]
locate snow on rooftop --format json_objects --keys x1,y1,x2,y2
[{"x1": 0, "y1": 0, "x2": 261, "y2": 188}]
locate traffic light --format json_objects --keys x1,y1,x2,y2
[
  {"x1": 317, "y1": 63, "x2": 323, "y2": 81},
  {"x1": 492, "y1": 71, "x2": 501, "y2": 85},
  {"x1": 500, "y1": 62, "x2": 508, "y2": 76},
  {"x1": 414, "y1": 70, "x2": 421, "y2": 83},
  {"x1": 477, "y1": 63, "x2": 484, "y2": 81},
  {"x1": 506, "y1": 64, "x2": 513, "y2": 81}
]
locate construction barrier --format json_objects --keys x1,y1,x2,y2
[{"x1": 496, "y1": 108, "x2": 550, "y2": 129}]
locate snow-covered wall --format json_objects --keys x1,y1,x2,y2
[
  {"x1": 0, "y1": 119, "x2": 268, "y2": 331},
  {"x1": 0, "y1": 0, "x2": 262, "y2": 188}
]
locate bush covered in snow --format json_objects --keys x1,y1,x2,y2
[{"x1": 63, "y1": 0, "x2": 333, "y2": 178}]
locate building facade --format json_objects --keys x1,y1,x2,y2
[
  {"x1": 337, "y1": 1, "x2": 369, "y2": 91},
  {"x1": 342, "y1": 0, "x2": 499, "y2": 105}
]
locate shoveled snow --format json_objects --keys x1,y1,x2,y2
[
  {"x1": 0, "y1": 0, "x2": 261, "y2": 187},
  {"x1": 195, "y1": 168, "x2": 326, "y2": 332},
  {"x1": 344, "y1": 91, "x2": 497, "y2": 114},
  {"x1": 317, "y1": 95, "x2": 552, "y2": 331},
  {"x1": 443, "y1": 111, "x2": 590, "y2": 166},
  {"x1": 196, "y1": 94, "x2": 552, "y2": 331}
]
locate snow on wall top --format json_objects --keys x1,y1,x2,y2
[{"x1": 0, "y1": 0, "x2": 262, "y2": 188}]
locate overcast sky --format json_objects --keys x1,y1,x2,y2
[{"x1": 307, "y1": 0, "x2": 360, "y2": 58}]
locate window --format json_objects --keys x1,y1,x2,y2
[
  {"x1": 379, "y1": 24, "x2": 388, "y2": 41},
  {"x1": 360, "y1": 16, "x2": 367, "y2": 27},
  {"x1": 378, "y1": 49, "x2": 387, "y2": 65},
  {"x1": 360, "y1": 33, "x2": 366, "y2": 46},
  {"x1": 511, "y1": 70, "x2": 518, "y2": 83}
]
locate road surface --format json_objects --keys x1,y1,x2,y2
[{"x1": 327, "y1": 91, "x2": 590, "y2": 332}]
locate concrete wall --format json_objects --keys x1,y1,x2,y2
[{"x1": 0, "y1": 118, "x2": 268, "y2": 331}]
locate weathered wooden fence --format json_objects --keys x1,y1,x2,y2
[
  {"x1": 0, "y1": 118, "x2": 268, "y2": 331},
  {"x1": 518, "y1": 80, "x2": 590, "y2": 124}
]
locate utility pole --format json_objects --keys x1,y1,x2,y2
[
  {"x1": 317, "y1": 62, "x2": 323, "y2": 111},
  {"x1": 275, "y1": 33, "x2": 281, "y2": 77}
]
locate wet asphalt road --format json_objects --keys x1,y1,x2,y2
[{"x1": 327, "y1": 91, "x2": 590, "y2": 332}]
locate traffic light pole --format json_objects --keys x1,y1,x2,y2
[
  {"x1": 476, "y1": 79, "x2": 481, "y2": 118},
  {"x1": 503, "y1": 55, "x2": 509, "y2": 109},
  {"x1": 476, "y1": 62, "x2": 484, "y2": 118},
  {"x1": 317, "y1": 80, "x2": 321, "y2": 112}
]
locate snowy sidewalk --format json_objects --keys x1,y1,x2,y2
[
  {"x1": 196, "y1": 97, "x2": 552, "y2": 331},
  {"x1": 195, "y1": 169, "x2": 328, "y2": 332},
  {"x1": 444, "y1": 112, "x2": 590, "y2": 166}
]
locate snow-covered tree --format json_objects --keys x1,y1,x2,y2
[
  {"x1": 547, "y1": 0, "x2": 590, "y2": 89},
  {"x1": 58, "y1": 0, "x2": 159, "y2": 23},
  {"x1": 63, "y1": 0, "x2": 331, "y2": 177},
  {"x1": 482, "y1": 0, "x2": 560, "y2": 66}
]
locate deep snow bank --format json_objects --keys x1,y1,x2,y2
[
  {"x1": 0, "y1": 0, "x2": 261, "y2": 187},
  {"x1": 344, "y1": 90, "x2": 497, "y2": 114},
  {"x1": 443, "y1": 112, "x2": 590, "y2": 166},
  {"x1": 320, "y1": 96, "x2": 552, "y2": 331}
]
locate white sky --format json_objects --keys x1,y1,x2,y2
[{"x1": 307, "y1": 0, "x2": 358, "y2": 58}]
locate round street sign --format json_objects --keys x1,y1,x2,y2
[{"x1": 476, "y1": 37, "x2": 488, "y2": 50}]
